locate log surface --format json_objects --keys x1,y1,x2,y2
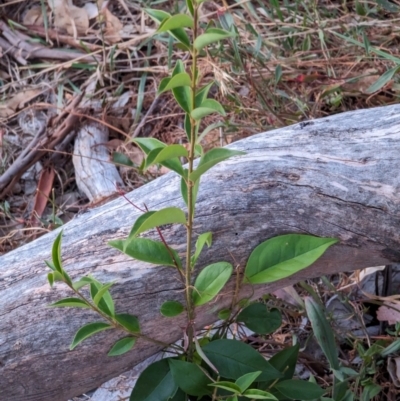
[{"x1": 2, "y1": 105, "x2": 400, "y2": 401}]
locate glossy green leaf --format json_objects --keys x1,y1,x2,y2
[
  {"x1": 195, "y1": 81, "x2": 214, "y2": 107},
  {"x1": 109, "y1": 237, "x2": 182, "y2": 268},
  {"x1": 145, "y1": 8, "x2": 190, "y2": 50},
  {"x1": 93, "y1": 283, "x2": 114, "y2": 306},
  {"x1": 243, "y1": 389, "x2": 278, "y2": 400},
  {"x1": 191, "y1": 232, "x2": 212, "y2": 266},
  {"x1": 180, "y1": 175, "x2": 200, "y2": 209},
  {"x1": 237, "y1": 304, "x2": 282, "y2": 335},
  {"x1": 130, "y1": 358, "x2": 177, "y2": 401},
  {"x1": 112, "y1": 152, "x2": 135, "y2": 167},
  {"x1": 236, "y1": 371, "x2": 262, "y2": 392},
  {"x1": 171, "y1": 60, "x2": 192, "y2": 113},
  {"x1": 274, "y1": 379, "x2": 325, "y2": 400},
  {"x1": 45, "y1": 260, "x2": 56, "y2": 271},
  {"x1": 208, "y1": 381, "x2": 241, "y2": 393},
  {"x1": 115, "y1": 313, "x2": 140, "y2": 333},
  {"x1": 194, "y1": 28, "x2": 236, "y2": 51},
  {"x1": 145, "y1": 144, "x2": 188, "y2": 169},
  {"x1": 186, "y1": 0, "x2": 194, "y2": 15},
  {"x1": 169, "y1": 359, "x2": 212, "y2": 396},
  {"x1": 90, "y1": 281, "x2": 115, "y2": 317},
  {"x1": 51, "y1": 230, "x2": 63, "y2": 273},
  {"x1": 184, "y1": 113, "x2": 192, "y2": 141},
  {"x1": 134, "y1": 137, "x2": 165, "y2": 155},
  {"x1": 158, "y1": 14, "x2": 194, "y2": 32},
  {"x1": 192, "y1": 261, "x2": 232, "y2": 306},
  {"x1": 47, "y1": 272, "x2": 54, "y2": 287},
  {"x1": 365, "y1": 66, "x2": 400, "y2": 94},
  {"x1": 244, "y1": 234, "x2": 338, "y2": 284},
  {"x1": 160, "y1": 300, "x2": 185, "y2": 317},
  {"x1": 108, "y1": 337, "x2": 136, "y2": 356},
  {"x1": 191, "y1": 99, "x2": 226, "y2": 120},
  {"x1": 268, "y1": 343, "x2": 300, "y2": 382},
  {"x1": 304, "y1": 297, "x2": 340, "y2": 370},
  {"x1": 194, "y1": 337, "x2": 219, "y2": 373},
  {"x1": 190, "y1": 148, "x2": 245, "y2": 182},
  {"x1": 158, "y1": 73, "x2": 192, "y2": 94},
  {"x1": 202, "y1": 339, "x2": 282, "y2": 381},
  {"x1": 70, "y1": 322, "x2": 112, "y2": 350},
  {"x1": 50, "y1": 297, "x2": 90, "y2": 308},
  {"x1": 129, "y1": 207, "x2": 186, "y2": 237}
]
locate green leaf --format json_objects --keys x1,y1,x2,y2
[
  {"x1": 72, "y1": 276, "x2": 97, "y2": 290},
  {"x1": 134, "y1": 137, "x2": 164, "y2": 155},
  {"x1": 115, "y1": 313, "x2": 140, "y2": 333},
  {"x1": 109, "y1": 238, "x2": 182, "y2": 268},
  {"x1": 134, "y1": 138, "x2": 185, "y2": 175},
  {"x1": 70, "y1": 322, "x2": 112, "y2": 350},
  {"x1": 192, "y1": 261, "x2": 232, "y2": 306},
  {"x1": 158, "y1": 76, "x2": 171, "y2": 94},
  {"x1": 218, "y1": 308, "x2": 231, "y2": 320},
  {"x1": 172, "y1": 60, "x2": 192, "y2": 113},
  {"x1": 381, "y1": 339, "x2": 400, "y2": 357},
  {"x1": 169, "y1": 359, "x2": 212, "y2": 396},
  {"x1": 191, "y1": 99, "x2": 226, "y2": 120},
  {"x1": 145, "y1": 8, "x2": 190, "y2": 50},
  {"x1": 208, "y1": 381, "x2": 241, "y2": 394},
  {"x1": 93, "y1": 283, "x2": 114, "y2": 306},
  {"x1": 243, "y1": 389, "x2": 278, "y2": 400},
  {"x1": 191, "y1": 232, "x2": 212, "y2": 266},
  {"x1": 202, "y1": 339, "x2": 282, "y2": 381},
  {"x1": 128, "y1": 207, "x2": 186, "y2": 237},
  {"x1": 51, "y1": 230, "x2": 63, "y2": 273},
  {"x1": 194, "y1": 336, "x2": 219, "y2": 374},
  {"x1": 274, "y1": 380, "x2": 325, "y2": 400},
  {"x1": 186, "y1": 0, "x2": 194, "y2": 16},
  {"x1": 47, "y1": 272, "x2": 54, "y2": 287},
  {"x1": 194, "y1": 28, "x2": 236, "y2": 51},
  {"x1": 184, "y1": 113, "x2": 192, "y2": 141},
  {"x1": 158, "y1": 73, "x2": 192, "y2": 94},
  {"x1": 108, "y1": 337, "x2": 136, "y2": 356},
  {"x1": 145, "y1": 144, "x2": 188, "y2": 170},
  {"x1": 90, "y1": 281, "x2": 115, "y2": 317},
  {"x1": 112, "y1": 152, "x2": 135, "y2": 167},
  {"x1": 237, "y1": 304, "x2": 282, "y2": 335},
  {"x1": 195, "y1": 81, "x2": 214, "y2": 107},
  {"x1": 160, "y1": 300, "x2": 185, "y2": 317},
  {"x1": 268, "y1": 343, "x2": 300, "y2": 382},
  {"x1": 235, "y1": 371, "x2": 262, "y2": 392},
  {"x1": 365, "y1": 66, "x2": 400, "y2": 94},
  {"x1": 304, "y1": 297, "x2": 340, "y2": 370},
  {"x1": 158, "y1": 14, "x2": 194, "y2": 32},
  {"x1": 190, "y1": 148, "x2": 245, "y2": 182},
  {"x1": 50, "y1": 297, "x2": 90, "y2": 308},
  {"x1": 244, "y1": 234, "x2": 338, "y2": 284},
  {"x1": 130, "y1": 358, "x2": 177, "y2": 401}
]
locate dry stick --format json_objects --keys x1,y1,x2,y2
[
  {"x1": 0, "y1": 21, "x2": 100, "y2": 63},
  {"x1": 0, "y1": 93, "x2": 84, "y2": 199}
]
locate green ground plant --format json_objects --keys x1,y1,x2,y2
[{"x1": 45, "y1": 2, "x2": 339, "y2": 400}]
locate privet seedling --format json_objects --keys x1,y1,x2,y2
[{"x1": 46, "y1": 2, "x2": 338, "y2": 400}]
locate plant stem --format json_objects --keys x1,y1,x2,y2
[{"x1": 184, "y1": 4, "x2": 199, "y2": 362}]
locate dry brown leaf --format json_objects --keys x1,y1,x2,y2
[
  {"x1": 376, "y1": 301, "x2": 400, "y2": 325},
  {"x1": 101, "y1": 8, "x2": 123, "y2": 44},
  {"x1": 0, "y1": 89, "x2": 43, "y2": 118},
  {"x1": 23, "y1": 6, "x2": 44, "y2": 25},
  {"x1": 30, "y1": 167, "x2": 55, "y2": 224},
  {"x1": 48, "y1": 0, "x2": 89, "y2": 36}
]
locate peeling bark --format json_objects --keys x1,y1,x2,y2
[{"x1": 2, "y1": 105, "x2": 400, "y2": 401}]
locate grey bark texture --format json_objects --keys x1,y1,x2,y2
[{"x1": 2, "y1": 104, "x2": 400, "y2": 401}]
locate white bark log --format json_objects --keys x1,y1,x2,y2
[{"x1": 2, "y1": 105, "x2": 400, "y2": 401}]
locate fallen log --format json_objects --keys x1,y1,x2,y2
[{"x1": 2, "y1": 104, "x2": 400, "y2": 401}]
